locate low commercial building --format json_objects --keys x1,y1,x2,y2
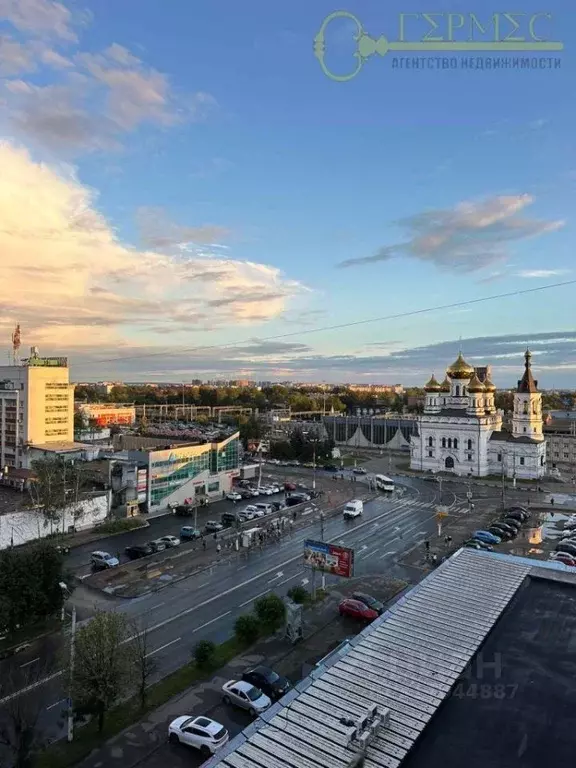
[
  {"x1": 544, "y1": 419, "x2": 576, "y2": 474},
  {"x1": 77, "y1": 402, "x2": 136, "y2": 427},
  {"x1": 125, "y1": 431, "x2": 240, "y2": 513},
  {"x1": 323, "y1": 414, "x2": 418, "y2": 450}
]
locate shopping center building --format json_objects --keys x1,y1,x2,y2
[{"x1": 125, "y1": 431, "x2": 241, "y2": 513}]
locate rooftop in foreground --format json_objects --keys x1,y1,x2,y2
[{"x1": 204, "y1": 550, "x2": 576, "y2": 768}]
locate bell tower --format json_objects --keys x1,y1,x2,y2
[{"x1": 512, "y1": 349, "x2": 543, "y2": 440}]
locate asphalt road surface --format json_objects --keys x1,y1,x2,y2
[{"x1": 1, "y1": 467, "x2": 524, "y2": 751}]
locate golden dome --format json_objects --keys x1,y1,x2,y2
[
  {"x1": 447, "y1": 352, "x2": 475, "y2": 379},
  {"x1": 439, "y1": 376, "x2": 451, "y2": 392},
  {"x1": 467, "y1": 373, "x2": 485, "y2": 393},
  {"x1": 424, "y1": 374, "x2": 441, "y2": 391},
  {"x1": 483, "y1": 376, "x2": 496, "y2": 392}
]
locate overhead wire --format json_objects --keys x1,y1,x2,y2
[{"x1": 75, "y1": 278, "x2": 576, "y2": 366}]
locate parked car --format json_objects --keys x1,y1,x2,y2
[
  {"x1": 148, "y1": 539, "x2": 167, "y2": 553},
  {"x1": 338, "y1": 598, "x2": 379, "y2": 622},
  {"x1": 352, "y1": 467, "x2": 367, "y2": 475},
  {"x1": 90, "y1": 551, "x2": 120, "y2": 570},
  {"x1": 205, "y1": 521, "x2": 224, "y2": 533},
  {"x1": 258, "y1": 486, "x2": 274, "y2": 496},
  {"x1": 168, "y1": 715, "x2": 229, "y2": 756},
  {"x1": 351, "y1": 592, "x2": 384, "y2": 615},
  {"x1": 222, "y1": 680, "x2": 271, "y2": 716},
  {"x1": 271, "y1": 501, "x2": 285, "y2": 512},
  {"x1": 324, "y1": 464, "x2": 339, "y2": 472},
  {"x1": 487, "y1": 526, "x2": 513, "y2": 541},
  {"x1": 241, "y1": 665, "x2": 291, "y2": 702},
  {"x1": 238, "y1": 489, "x2": 253, "y2": 499},
  {"x1": 268, "y1": 484, "x2": 280, "y2": 493},
  {"x1": 550, "y1": 552, "x2": 576, "y2": 567},
  {"x1": 284, "y1": 482, "x2": 297, "y2": 491},
  {"x1": 506, "y1": 506, "x2": 530, "y2": 520},
  {"x1": 173, "y1": 504, "x2": 195, "y2": 516},
  {"x1": 253, "y1": 502, "x2": 273, "y2": 516},
  {"x1": 502, "y1": 517, "x2": 522, "y2": 530},
  {"x1": 473, "y1": 530, "x2": 501, "y2": 545},
  {"x1": 246, "y1": 487, "x2": 260, "y2": 497},
  {"x1": 555, "y1": 542, "x2": 576, "y2": 557},
  {"x1": 226, "y1": 492, "x2": 242, "y2": 502},
  {"x1": 160, "y1": 535, "x2": 181, "y2": 548},
  {"x1": 490, "y1": 522, "x2": 517, "y2": 537},
  {"x1": 124, "y1": 544, "x2": 153, "y2": 560},
  {"x1": 180, "y1": 526, "x2": 202, "y2": 540},
  {"x1": 241, "y1": 505, "x2": 258, "y2": 519},
  {"x1": 463, "y1": 539, "x2": 493, "y2": 551}
]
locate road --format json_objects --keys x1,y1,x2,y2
[{"x1": 1, "y1": 464, "x2": 525, "y2": 754}]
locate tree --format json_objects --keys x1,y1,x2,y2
[
  {"x1": 29, "y1": 457, "x2": 86, "y2": 531},
  {"x1": 254, "y1": 593, "x2": 286, "y2": 630},
  {"x1": 193, "y1": 640, "x2": 216, "y2": 669},
  {"x1": 73, "y1": 411, "x2": 87, "y2": 432},
  {"x1": 72, "y1": 611, "x2": 134, "y2": 732},
  {"x1": 129, "y1": 620, "x2": 156, "y2": 712},
  {"x1": 0, "y1": 663, "x2": 52, "y2": 768},
  {"x1": 234, "y1": 614, "x2": 260, "y2": 645},
  {"x1": 0, "y1": 543, "x2": 65, "y2": 635},
  {"x1": 287, "y1": 585, "x2": 309, "y2": 604}
]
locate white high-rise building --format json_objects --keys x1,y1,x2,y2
[{"x1": 410, "y1": 350, "x2": 546, "y2": 479}]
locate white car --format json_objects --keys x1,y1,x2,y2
[
  {"x1": 226, "y1": 492, "x2": 242, "y2": 501},
  {"x1": 268, "y1": 484, "x2": 280, "y2": 493},
  {"x1": 168, "y1": 715, "x2": 229, "y2": 756},
  {"x1": 258, "y1": 486, "x2": 274, "y2": 496},
  {"x1": 90, "y1": 551, "x2": 119, "y2": 570},
  {"x1": 247, "y1": 487, "x2": 260, "y2": 497},
  {"x1": 222, "y1": 680, "x2": 271, "y2": 716},
  {"x1": 241, "y1": 505, "x2": 258, "y2": 520},
  {"x1": 160, "y1": 535, "x2": 181, "y2": 548}
]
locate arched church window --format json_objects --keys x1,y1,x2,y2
[
  {"x1": 454, "y1": 439, "x2": 458, "y2": 449},
  {"x1": 448, "y1": 438, "x2": 452, "y2": 448},
  {"x1": 467, "y1": 439, "x2": 472, "y2": 450},
  {"x1": 428, "y1": 436, "x2": 433, "y2": 447},
  {"x1": 442, "y1": 438, "x2": 446, "y2": 448},
  {"x1": 523, "y1": 402, "x2": 528, "y2": 415},
  {"x1": 455, "y1": 386, "x2": 460, "y2": 396},
  {"x1": 462, "y1": 387, "x2": 466, "y2": 396}
]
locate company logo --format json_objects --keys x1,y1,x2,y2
[{"x1": 314, "y1": 10, "x2": 564, "y2": 81}]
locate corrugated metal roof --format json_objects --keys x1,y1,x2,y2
[{"x1": 206, "y1": 550, "x2": 533, "y2": 768}]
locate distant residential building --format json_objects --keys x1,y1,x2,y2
[
  {"x1": 347, "y1": 384, "x2": 404, "y2": 395},
  {"x1": 0, "y1": 348, "x2": 75, "y2": 470},
  {"x1": 544, "y1": 414, "x2": 576, "y2": 474}
]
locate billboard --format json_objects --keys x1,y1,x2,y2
[{"x1": 303, "y1": 540, "x2": 354, "y2": 578}]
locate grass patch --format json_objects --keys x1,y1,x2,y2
[
  {"x1": 93, "y1": 517, "x2": 145, "y2": 535},
  {"x1": 34, "y1": 635, "x2": 250, "y2": 768}
]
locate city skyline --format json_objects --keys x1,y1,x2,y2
[{"x1": 1, "y1": 1, "x2": 574, "y2": 385}]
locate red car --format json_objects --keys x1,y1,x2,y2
[
  {"x1": 552, "y1": 553, "x2": 576, "y2": 567},
  {"x1": 338, "y1": 599, "x2": 378, "y2": 622},
  {"x1": 284, "y1": 482, "x2": 297, "y2": 491}
]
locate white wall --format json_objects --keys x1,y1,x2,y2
[{"x1": 0, "y1": 494, "x2": 109, "y2": 550}]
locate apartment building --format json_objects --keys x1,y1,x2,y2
[{"x1": 0, "y1": 350, "x2": 74, "y2": 469}]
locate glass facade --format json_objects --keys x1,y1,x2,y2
[
  {"x1": 323, "y1": 416, "x2": 418, "y2": 446},
  {"x1": 149, "y1": 435, "x2": 239, "y2": 507}
]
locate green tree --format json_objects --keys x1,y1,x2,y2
[
  {"x1": 254, "y1": 593, "x2": 286, "y2": 629},
  {"x1": 193, "y1": 640, "x2": 217, "y2": 669},
  {"x1": 72, "y1": 611, "x2": 134, "y2": 732},
  {"x1": 287, "y1": 585, "x2": 309, "y2": 604},
  {"x1": 234, "y1": 614, "x2": 260, "y2": 645},
  {"x1": 29, "y1": 457, "x2": 86, "y2": 529}
]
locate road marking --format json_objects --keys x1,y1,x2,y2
[
  {"x1": 46, "y1": 698, "x2": 67, "y2": 711},
  {"x1": 19, "y1": 657, "x2": 40, "y2": 668},
  {"x1": 192, "y1": 612, "x2": 231, "y2": 633},
  {"x1": 0, "y1": 671, "x2": 63, "y2": 706},
  {"x1": 268, "y1": 571, "x2": 284, "y2": 583},
  {"x1": 146, "y1": 637, "x2": 181, "y2": 657},
  {"x1": 302, "y1": 578, "x2": 309, "y2": 586},
  {"x1": 239, "y1": 589, "x2": 270, "y2": 608},
  {"x1": 379, "y1": 550, "x2": 397, "y2": 559},
  {"x1": 277, "y1": 570, "x2": 303, "y2": 586}
]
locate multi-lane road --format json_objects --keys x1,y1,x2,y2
[{"x1": 2, "y1": 463, "x2": 517, "y2": 758}]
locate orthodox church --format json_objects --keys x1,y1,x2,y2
[{"x1": 410, "y1": 350, "x2": 546, "y2": 479}]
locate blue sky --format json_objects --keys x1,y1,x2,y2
[{"x1": 0, "y1": 0, "x2": 574, "y2": 385}]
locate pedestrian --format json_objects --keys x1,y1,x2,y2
[
  {"x1": 431, "y1": 553, "x2": 438, "y2": 566},
  {"x1": 216, "y1": 543, "x2": 221, "y2": 555},
  {"x1": 213, "y1": 532, "x2": 218, "y2": 541},
  {"x1": 424, "y1": 540, "x2": 430, "y2": 552},
  {"x1": 202, "y1": 538, "x2": 207, "y2": 551},
  {"x1": 293, "y1": 509, "x2": 297, "y2": 521}
]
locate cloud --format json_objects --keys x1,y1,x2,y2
[
  {"x1": 136, "y1": 207, "x2": 230, "y2": 250},
  {"x1": 0, "y1": 141, "x2": 306, "y2": 348},
  {"x1": 517, "y1": 269, "x2": 569, "y2": 279},
  {"x1": 0, "y1": 35, "x2": 36, "y2": 75},
  {"x1": 338, "y1": 195, "x2": 565, "y2": 272},
  {"x1": 0, "y1": 0, "x2": 84, "y2": 41}
]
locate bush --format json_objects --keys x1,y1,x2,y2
[
  {"x1": 234, "y1": 613, "x2": 260, "y2": 645},
  {"x1": 254, "y1": 593, "x2": 286, "y2": 629},
  {"x1": 95, "y1": 518, "x2": 143, "y2": 535},
  {"x1": 287, "y1": 585, "x2": 310, "y2": 604},
  {"x1": 193, "y1": 640, "x2": 216, "y2": 668}
]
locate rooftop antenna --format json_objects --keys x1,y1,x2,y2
[{"x1": 11, "y1": 324, "x2": 21, "y2": 366}]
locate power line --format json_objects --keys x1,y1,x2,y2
[{"x1": 78, "y1": 278, "x2": 576, "y2": 366}]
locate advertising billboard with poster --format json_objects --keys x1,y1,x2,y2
[{"x1": 303, "y1": 540, "x2": 354, "y2": 578}]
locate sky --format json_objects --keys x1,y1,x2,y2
[{"x1": 0, "y1": 0, "x2": 574, "y2": 387}]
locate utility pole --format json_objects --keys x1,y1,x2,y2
[
  {"x1": 437, "y1": 476, "x2": 443, "y2": 504},
  {"x1": 312, "y1": 442, "x2": 317, "y2": 491},
  {"x1": 67, "y1": 604, "x2": 77, "y2": 742},
  {"x1": 258, "y1": 444, "x2": 263, "y2": 489}
]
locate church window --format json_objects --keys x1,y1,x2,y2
[
  {"x1": 428, "y1": 436, "x2": 433, "y2": 447},
  {"x1": 467, "y1": 454, "x2": 472, "y2": 461},
  {"x1": 462, "y1": 387, "x2": 466, "y2": 396},
  {"x1": 428, "y1": 450, "x2": 433, "y2": 457},
  {"x1": 455, "y1": 386, "x2": 460, "y2": 396},
  {"x1": 540, "y1": 456, "x2": 544, "y2": 465},
  {"x1": 520, "y1": 457, "x2": 525, "y2": 465},
  {"x1": 523, "y1": 402, "x2": 528, "y2": 414},
  {"x1": 523, "y1": 427, "x2": 526, "y2": 433},
  {"x1": 497, "y1": 453, "x2": 502, "y2": 462},
  {"x1": 467, "y1": 439, "x2": 472, "y2": 450},
  {"x1": 453, "y1": 438, "x2": 458, "y2": 449},
  {"x1": 448, "y1": 438, "x2": 452, "y2": 448},
  {"x1": 442, "y1": 438, "x2": 446, "y2": 448}
]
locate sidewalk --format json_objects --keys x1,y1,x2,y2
[{"x1": 74, "y1": 574, "x2": 407, "y2": 768}]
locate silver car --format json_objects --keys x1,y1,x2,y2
[{"x1": 222, "y1": 680, "x2": 271, "y2": 716}]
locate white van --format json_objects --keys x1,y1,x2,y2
[
  {"x1": 343, "y1": 499, "x2": 363, "y2": 519},
  {"x1": 254, "y1": 502, "x2": 273, "y2": 516}
]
